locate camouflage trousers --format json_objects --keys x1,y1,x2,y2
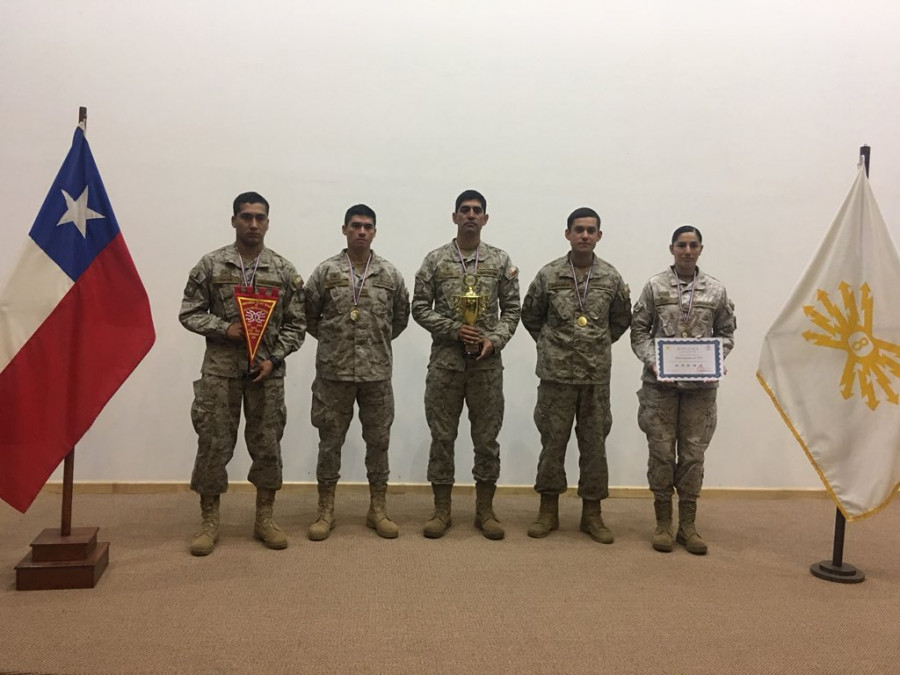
[
  {"x1": 310, "y1": 377, "x2": 393, "y2": 487},
  {"x1": 424, "y1": 366, "x2": 504, "y2": 485},
  {"x1": 533, "y1": 380, "x2": 612, "y2": 500},
  {"x1": 190, "y1": 374, "x2": 286, "y2": 495},
  {"x1": 637, "y1": 383, "x2": 718, "y2": 500}
]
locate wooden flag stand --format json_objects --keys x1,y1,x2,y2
[
  {"x1": 15, "y1": 449, "x2": 110, "y2": 590},
  {"x1": 14, "y1": 108, "x2": 110, "y2": 591},
  {"x1": 809, "y1": 144, "x2": 871, "y2": 585}
]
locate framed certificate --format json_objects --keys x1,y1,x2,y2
[{"x1": 654, "y1": 337, "x2": 723, "y2": 382}]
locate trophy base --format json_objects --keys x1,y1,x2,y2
[{"x1": 464, "y1": 342, "x2": 482, "y2": 358}]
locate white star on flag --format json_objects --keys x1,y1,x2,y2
[{"x1": 56, "y1": 186, "x2": 105, "y2": 237}]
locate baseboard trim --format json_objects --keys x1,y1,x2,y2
[{"x1": 39, "y1": 482, "x2": 832, "y2": 500}]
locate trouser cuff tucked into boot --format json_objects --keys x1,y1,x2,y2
[
  {"x1": 423, "y1": 483, "x2": 452, "y2": 539},
  {"x1": 254, "y1": 488, "x2": 288, "y2": 550},
  {"x1": 190, "y1": 494, "x2": 220, "y2": 557},
  {"x1": 676, "y1": 499, "x2": 708, "y2": 555},
  {"x1": 366, "y1": 483, "x2": 399, "y2": 539},
  {"x1": 652, "y1": 498, "x2": 673, "y2": 553},
  {"x1": 527, "y1": 493, "x2": 560, "y2": 538},
  {"x1": 309, "y1": 482, "x2": 336, "y2": 541},
  {"x1": 580, "y1": 498, "x2": 614, "y2": 544},
  {"x1": 474, "y1": 481, "x2": 505, "y2": 540}
]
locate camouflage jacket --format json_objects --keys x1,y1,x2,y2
[
  {"x1": 412, "y1": 240, "x2": 521, "y2": 372},
  {"x1": 179, "y1": 244, "x2": 306, "y2": 378},
  {"x1": 305, "y1": 249, "x2": 410, "y2": 382},
  {"x1": 522, "y1": 253, "x2": 632, "y2": 384},
  {"x1": 630, "y1": 266, "x2": 736, "y2": 390}
]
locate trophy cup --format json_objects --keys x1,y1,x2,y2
[{"x1": 457, "y1": 273, "x2": 486, "y2": 358}]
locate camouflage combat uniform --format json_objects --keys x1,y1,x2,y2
[
  {"x1": 521, "y1": 254, "x2": 631, "y2": 500},
  {"x1": 305, "y1": 250, "x2": 410, "y2": 487},
  {"x1": 630, "y1": 267, "x2": 736, "y2": 500},
  {"x1": 411, "y1": 241, "x2": 521, "y2": 485},
  {"x1": 180, "y1": 244, "x2": 306, "y2": 496}
]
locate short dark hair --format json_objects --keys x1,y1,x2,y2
[
  {"x1": 233, "y1": 192, "x2": 269, "y2": 216},
  {"x1": 344, "y1": 203, "x2": 377, "y2": 226},
  {"x1": 671, "y1": 225, "x2": 702, "y2": 243},
  {"x1": 567, "y1": 207, "x2": 601, "y2": 230},
  {"x1": 455, "y1": 189, "x2": 487, "y2": 213}
]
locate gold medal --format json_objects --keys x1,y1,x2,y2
[
  {"x1": 463, "y1": 273, "x2": 477, "y2": 288},
  {"x1": 577, "y1": 315, "x2": 588, "y2": 327},
  {"x1": 350, "y1": 308, "x2": 359, "y2": 322}
]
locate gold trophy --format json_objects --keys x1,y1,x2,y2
[{"x1": 457, "y1": 273, "x2": 486, "y2": 358}]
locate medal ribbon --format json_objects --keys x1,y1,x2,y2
[
  {"x1": 237, "y1": 251, "x2": 261, "y2": 289},
  {"x1": 674, "y1": 267, "x2": 697, "y2": 324},
  {"x1": 454, "y1": 240, "x2": 479, "y2": 277},
  {"x1": 347, "y1": 252, "x2": 373, "y2": 307},
  {"x1": 568, "y1": 255, "x2": 592, "y2": 317}
]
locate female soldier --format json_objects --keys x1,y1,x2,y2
[{"x1": 630, "y1": 226, "x2": 736, "y2": 554}]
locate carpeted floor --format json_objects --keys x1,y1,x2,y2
[{"x1": 1, "y1": 489, "x2": 898, "y2": 674}]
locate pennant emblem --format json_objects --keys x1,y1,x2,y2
[
  {"x1": 234, "y1": 286, "x2": 279, "y2": 365},
  {"x1": 803, "y1": 282, "x2": 900, "y2": 409}
]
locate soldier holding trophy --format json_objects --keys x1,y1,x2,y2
[
  {"x1": 411, "y1": 190, "x2": 521, "y2": 540},
  {"x1": 180, "y1": 192, "x2": 306, "y2": 556}
]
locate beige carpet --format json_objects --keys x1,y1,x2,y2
[{"x1": 1, "y1": 489, "x2": 898, "y2": 675}]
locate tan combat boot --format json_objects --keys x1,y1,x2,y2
[
  {"x1": 366, "y1": 483, "x2": 399, "y2": 539},
  {"x1": 652, "y1": 499, "x2": 674, "y2": 552},
  {"x1": 527, "y1": 493, "x2": 560, "y2": 538},
  {"x1": 580, "y1": 498, "x2": 614, "y2": 544},
  {"x1": 676, "y1": 499, "x2": 708, "y2": 555},
  {"x1": 423, "y1": 484, "x2": 452, "y2": 538},
  {"x1": 253, "y1": 488, "x2": 288, "y2": 550},
  {"x1": 308, "y1": 482, "x2": 336, "y2": 541},
  {"x1": 190, "y1": 494, "x2": 220, "y2": 556},
  {"x1": 474, "y1": 481, "x2": 505, "y2": 540}
]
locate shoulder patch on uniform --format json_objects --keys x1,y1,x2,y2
[
  {"x1": 294, "y1": 275, "x2": 304, "y2": 290},
  {"x1": 508, "y1": 266, "x2": 518, "y2": 278}
]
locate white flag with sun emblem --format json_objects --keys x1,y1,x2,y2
[{"x1": 758, "y1": 161, "x2": 900, "y2": 521}]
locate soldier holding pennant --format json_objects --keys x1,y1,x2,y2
[{"x1": 180, "y1": 192, "x2": 306, "y2": 555}]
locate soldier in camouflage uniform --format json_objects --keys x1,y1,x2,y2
[
  {"x1": 304, "y1": 204, "x2": 410, "y2": 541},
  {"x1": 521, "y1": 207, "x2": 632, "y2": 543},
  {"x1": 180, "y1": 192, "x2": 306, "y2": 556},
  {"x1": 412, "y1": 189, "x2": 521, "y2": 540},
  {"x1": 631, "y1": 225, "x2": 736, "y2": 555}
]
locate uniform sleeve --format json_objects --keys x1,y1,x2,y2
[
  {"x1": 411, "y1": 256, "x2": 462, "y2": 340},
  {"x1": 392, "y1": 271, "x2": 411, "y2": 340},
  {"x1": 304, "y1": 264, "x2": 325, "y2": 340},
  {"x1": 521, "y1": 272, "x2": 547, "y2": 343},
  {"x1": 179, "y1": 259, "x2": 229, "y2": 339},
  {"x1": 630, "y1": 281, "x2": 656, "y2": 367},
  {"x1": 485, "y1": 259, "x2": 521, "y2": 351},
  {"x1": 715, "y1": 289, "x2": 737, "y2": 359},
  {"x1": 275, "y1": 264, "x2": 306, "y2": 359},
  {"x1": 608, "y1": 277, "x2": 632, "y2": 344}
]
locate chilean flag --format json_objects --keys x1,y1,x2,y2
[{"x1": 0, "y1": 126, "x2": 155, "y2": 512}]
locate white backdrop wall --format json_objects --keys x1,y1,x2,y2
[{"x1": 2, "y1": 1, "x2": 899, "y2": 491}]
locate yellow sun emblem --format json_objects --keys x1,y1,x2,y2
[{"x1": 802, "y1": 282, "x2": 900, "y2": 410}]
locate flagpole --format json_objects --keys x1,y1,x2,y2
[
  {"x1": 58, "y1": 107, "x2": 89, "y2": 538},
  {"x1": 809, "y1": 145, "x2": 871, "y2": 584}
]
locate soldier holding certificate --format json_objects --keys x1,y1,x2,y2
[
  {"x1": 521, "y1": 208, "x2": 632, "y2": 543},
  {"x1": 412, "y1": 190, "x2": 521, "y2": 540},
  {"x1": 630, "y1": 225, "x2": 736, "y2": 555},
  {"x1": 180, "y1": 192, "x2": 306, "y2": 556},
  {"x1": 304, "y1": 204, "x2": 410, "y2": 540}
]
